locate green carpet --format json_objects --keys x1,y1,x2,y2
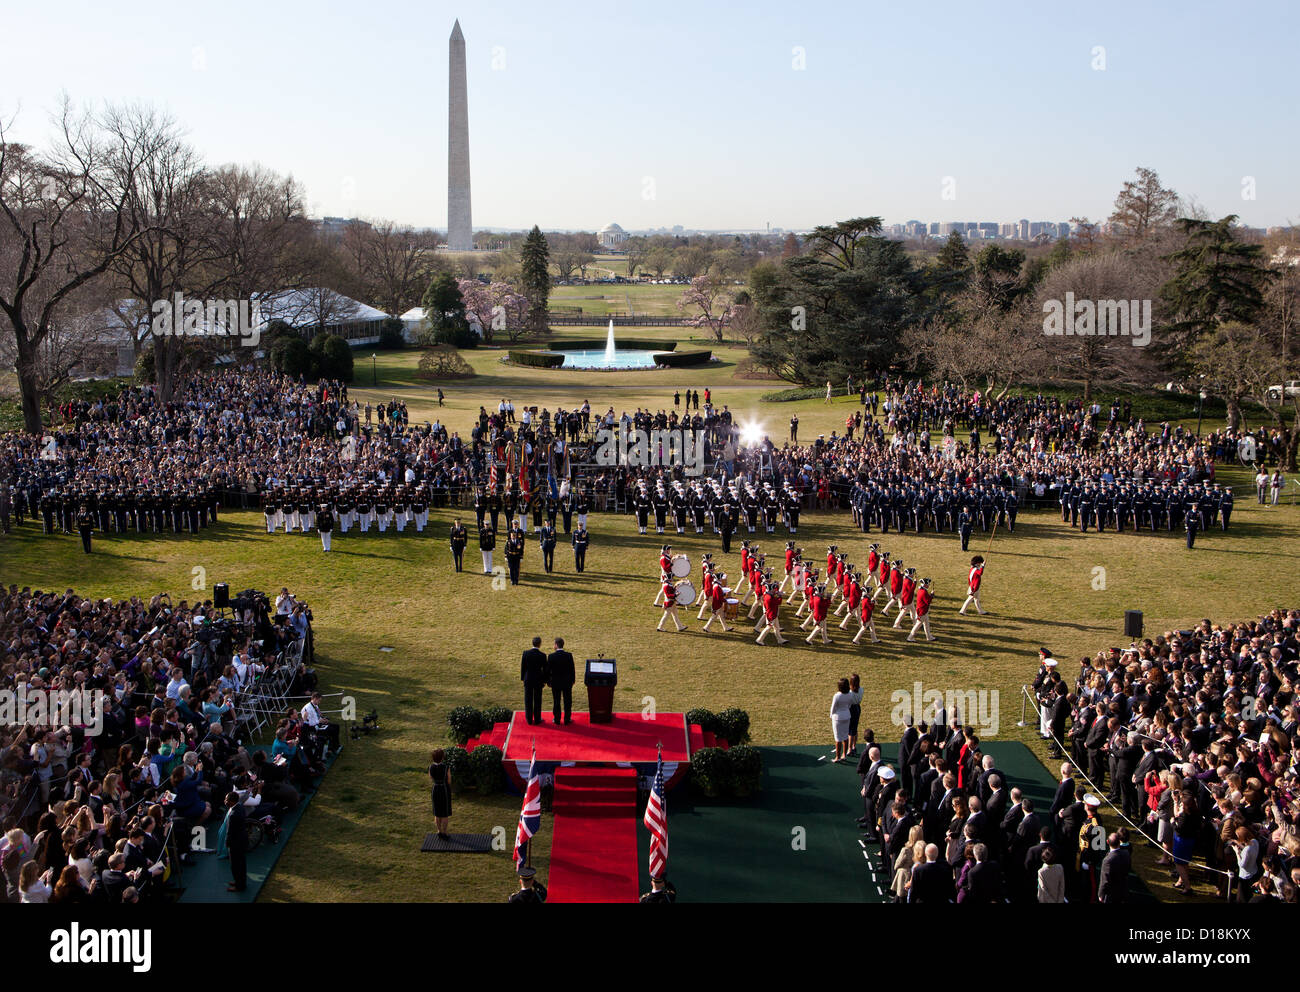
[
  {"x1": 637, "y1": 741, "x2": 1059, "y2": 903},
  {"x1": 176, "y1": 751, "x2": 337, "y2": 903}
]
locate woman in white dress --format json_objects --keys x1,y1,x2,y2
[{"x1": 830, "y1": 678, "x2": 853, "y2": 762}]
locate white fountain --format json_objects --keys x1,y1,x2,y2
[{"x1": 604, "y1": 319, "x2": 617, "y2": 365}]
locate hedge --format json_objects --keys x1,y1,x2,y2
[
  {"x1": 690, "y1": 746, "x2": 762, "y2": 799},
  {"x1": 545, "y1": 338, "x2": 676, "y2": 352},
  {"x1": 508, "y1": 350, "x2": 566, "y2": 368},
  {"x1": 652, "y1": 349, "x2": 711, "y2": 368}
]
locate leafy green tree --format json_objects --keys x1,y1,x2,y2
[
  {"x1": 520, "y1": 225, "x2": 551, "y2": 332},
  {"x1": 1160, "y1": 215, "x2": 1272, "y2": 348},
  {"x1": 422, "y1": 271, "x2": 468, "y2": 331},
  {"x1": 749, "y1": 217, "x2": 928, "y2": 383}
]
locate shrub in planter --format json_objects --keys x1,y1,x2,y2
[
  {"x1": 685, "y1": 708, "x2": 720, "y2": 736},
  {"x1": 446, "y1": 705, "x2": 485, "y2": 746},
  {"x1": 690, "y1": 747, "x2": 734, "y2": 798},
  {"x1": 715, "y1": 707, "x2": 751, "y2": 746},
  {"x1": 443, "y1": 746, "x2": 470, "y2": 794},
  {"x1": 468, "y1": 744, "x2": 506, "y2": 795},
  {"x1": 727, "y1": 745, "x2": 763, "y2": 797},
  {"x1": 481, "y1": 705, "x2": 513, "y2": 727}
]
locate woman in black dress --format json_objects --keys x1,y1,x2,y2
[{"x1": 429, "y1": 749, "x2": 452, "y2": 839}]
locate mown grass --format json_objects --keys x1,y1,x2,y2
[{"x1": 4, "y1": 356, "x2": 1296, "y2": 902}]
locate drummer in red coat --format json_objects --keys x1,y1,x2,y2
[
  {"x1": 656, "y1": 574, "x2": 687, "y2": 632},
  {"x1": 702, "y1": 572, "x2": 732, "y2": 633}
]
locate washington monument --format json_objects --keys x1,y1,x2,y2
[{"x1": 447, "y1": 19, "x2": 473, "y2": 250}]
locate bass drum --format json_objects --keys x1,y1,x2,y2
[
  {"x1": 674, "y1": 579, "x2": 696, "y2": 607},
  {"x1": 670, "y1": 554, "x2": 691, "y2": 578}
]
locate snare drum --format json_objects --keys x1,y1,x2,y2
[
  {"x1": 670, "y1": 554, "x2": 691, "y2": 578},
  {"x1": 725, "y1": 598, "x2": 739, "y2": 621},
  {"x1": 675, "y1": 579, "x2": 696, "y2": 607}
]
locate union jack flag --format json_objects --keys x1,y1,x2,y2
[
  {"x1": 643, "y1": 750, "x2": 668, "y2": 878},
  {"x1": 513, "y1": 753, "x2": 541, "y2": 865}
]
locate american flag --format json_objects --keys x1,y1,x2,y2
[
  {"x1": 513, "y1": 753, "x2": 541, "y2": 865},
  {"x1": 643, "y1": 750, "x2": 668, "y2": 878}
]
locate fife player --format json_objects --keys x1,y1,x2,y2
[
  {"x1": 755, "y1": 581, "x2": 788, "y2": 645},
  {"x1": 907, "y1": 578, "x2": 935, "y2": 642}
]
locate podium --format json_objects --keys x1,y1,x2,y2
[{"x1": 584, "y1": 659, "x2": 617, "y2": 724}]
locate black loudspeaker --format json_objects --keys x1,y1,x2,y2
[
  {"x1": 1124, "y1": 610, "x2": 1143, "y2": 638},
  {"x1": 213, "y1": 583, "x2": 230, "y2": 609}
]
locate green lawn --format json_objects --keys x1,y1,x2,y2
[{"x1": 4, "y1": 356, "x2": 1296, "y2": 903}]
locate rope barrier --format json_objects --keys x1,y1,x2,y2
[{"x1": 1020, "y1": 685, "x2": 1235, "y2": 888}]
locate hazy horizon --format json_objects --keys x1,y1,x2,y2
[{"x1": 3, "y1": 0, "x2": 1296, "y2": 232}]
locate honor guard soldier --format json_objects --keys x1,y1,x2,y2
[
  {"x1": 1185, "y1": 502, "x2": 1202, "y2": 549},
  {"x1": 75, "y1": 503, "x2": 94, "y2": 553},
  {"x1": 719, "y1": 501, "x2": 735, "y2": 553},
  {"x1": 505, "y1": 524, "x2": 525, "y2": 585},
  {"x1": 571, "y1": 524, "x2": 589, "y2": 573},
  {"x1": 539, "y1": 521, "x2": 557, "y2": 573},
  {"x1": 574, "y1": 487, "x2": 589, "y2": 530},
  {"x1": 908, "y1": 578, "x2": 935, "y2": 642},
  {"x1": 317, "y1": 503, "x2": 334, "y2": 552},
  {"x1": 957, "y1": 506, "x2": 973, "y2": 551},
  {"x1": 560, "y1": 487, "x2": 574, "y2": 533},
  {"x1": 412, "y1": 489, "x2": 428, "y2": 533},
  {"x1": 449, "y1": 519, "x2": 468, "y2": 572},
  {"x1": 356, "y1": 490, "x2": 373, "y2": 533},
  {"x1": 479, "y1": 524, "x2": 496, "y2": 574},
  {"x1": 960, "y1": 555, "x2": 986, "y2": 615},
  {"x1": 509, "y1": 865, "x2": 547, "y2": 904},
  {"x1": 652, "y1": 488, "x2": 669, "y2": 534},
  {"x1": 634, "y1": 487, "x2": 651, "y2": 534},
  {"x1": 657, "y1": 575, "x2": 687, "y2": 633}
]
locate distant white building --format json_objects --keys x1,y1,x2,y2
[{"x1": 599, "y1": 222, "x2": 628, "y2": 249}]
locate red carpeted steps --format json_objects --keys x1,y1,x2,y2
[
  {"x1": 464, "y1": 723, "x2": 509, "y2": 753},
  {"x1": 546, "y1": 767, "x2": 640, "y2": 903}
]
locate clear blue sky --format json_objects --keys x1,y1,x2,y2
[{"x1": 2, "y1": 0, "x2": 1294, "y2": 232}]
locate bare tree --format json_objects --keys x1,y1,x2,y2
[{"x1": 0, "y1": 101, "x2": 153, "y2": 431}]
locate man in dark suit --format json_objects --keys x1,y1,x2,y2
[
  {"x1": 520, "y1": 636, "x2": 549, "y2": 725},
  {"x1": 910, "y1": 844, "x2": 955, "y2": 903},
  {"x1": 224, "y1": 794, "x2": 248, "y2": 893},
  {"x1": 1097, "y1": 831, "x2": 1131, "y2": 903},
  {"x1": 965, "y1": 843, "x2": 1003, "y2": 903},
  {"x1": 546, "y1": 637, "x2": 576, "y2": 725},
  {"x1": 1048, "y1": 763, "x2": 1076, "y2": 843},
  {"x1": 983, "y1": 775, "x2": 1008, "y2": 848}
]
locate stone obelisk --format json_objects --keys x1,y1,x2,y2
[{"x1": 447, "y1": 19, "x2": 473, "y2": 250}]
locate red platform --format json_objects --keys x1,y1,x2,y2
[{"x1": 501, "y1": 712, "x2": 691, "y2": 764}]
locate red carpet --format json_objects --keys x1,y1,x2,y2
[
  {"x1": 501, "y1": 712, "x2": 690, "y2": 763},
  {"x1": 546, "y1": 767, "x2": 640, "y2": 903}
]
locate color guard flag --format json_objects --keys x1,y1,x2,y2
[
  {"x1": 643, "y1": 750, "x2": 668, "y2": 878},
  {"x1": 514, "y1": 753, "x2": 541, "y2": 864}
]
